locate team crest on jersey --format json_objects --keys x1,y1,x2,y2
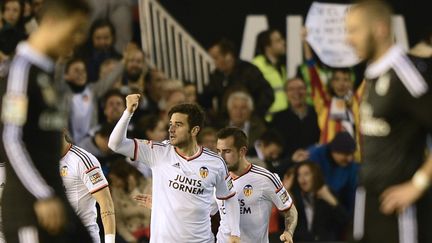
[
  {"x1": 243, "y1": 184, "x2": 253, "y2": 197},
  {"x1": 375, "y1": 73, "x2": 391, "y2": 96},
  {"x1": 60, "y1": 166, "x2": 68, "y2": 177},
  {"x1": 199, "y1": 167, "x2": 209, "y2": 178}
]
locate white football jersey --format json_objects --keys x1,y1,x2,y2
[
  {"x1": 132, "y1": 140, "x2": 235, "y2": 243},
  {"x1": 0, "y1": 162, "x2": 5, "y2": 242},
  {"x1": 214, "y1": 164, "x2": 293, "y2": 243},
  {"x1": 60, "y1": 145, "x2": 109, "y2": 227}
]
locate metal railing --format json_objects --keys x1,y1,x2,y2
[{"x1": 138, "y1": 0, "x2": 214, "y2": 93}]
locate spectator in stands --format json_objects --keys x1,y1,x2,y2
[
  {"x1": 100, "y1": 58, "x2": 124, "y2": 90},
  {"x1": 64, "y1": 57, "x2": 124, "y2": 143},
  {"x1": 79, "y1": 19, "x2": 122, "y2": 82},
  {"x1": 78, "y1": 123, "x2": 123, "y2": 167},
  {"x1": 25, "y1": 0, "x2": 44, "y2": 35},
  {"x1": 102, "y1": 89, "x2": 126, "y2": 124},
  {"x1": 247, "y1": 130, "x2": 285, "y2": 176},
  {"x1": 183, "y1": 81, "x2": 198, "y2": 104},
  {"x1": 300, "y1": 30, "x2": 363, "y2": 160},
  {"x1": 287, "y1": 161, "x2": 349, "y2": 241},
  {"x1": 140, "y1": 68, "x2": 167, "y2": 115},
  {"x1": 197, "y1": 127, "x2": 218, "y2": 153},
  {"x1": 253, "y1": 29, "x2": 287, "y2": 121},
  {"x1": 134, "y1": 115, "x2": 168, "y2": 142},
  {"x1": 0, "y1": 0, "x2": 27, "y2": 57},
  {"x1": 200, "y1": 38, "x2": 274, "y2": 120},
  {"x1": 109, "y1": 160, "x2": 151, "y2": 243},
  {"x1": 271, "y1": 77, "x2": 320, "y2": 159},
  {"x1": 224, "y1": 91, "x2": 266, "y2": 152},
  {"x1": 158, "y1": 80, "x2": 186, "y2": 124},
  {"x1": 295, "y1": 131, "x2": 359, "y2": 212},
  {"x1": 89, "y1": 0, "x2": 132, "y2": 53},
  {"x1": 122, "y1": 45, "x2": 148, "y2": 95}
]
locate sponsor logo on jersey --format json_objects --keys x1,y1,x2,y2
[
  {"x1": 169, "y1": 174, "x2": 204, "y2": 195},
  {"x1": 60, "y1": 166, "x2": 68, "y2": 177},
  {"x1": 37, "y1": 73, "x2": 57, "y2": 106},
  {"x1": 90, "y1": 171, "x2": 103, "y2": 185},
  {"x1": 199, "y1": 167, "x2": 209, "y2": 179},
  {"x1": 243, "y1": 184, "x2": 253, "y2": 197},
  {"x1": 172, "y1": 162, "x2": 180, "y2": 168}
]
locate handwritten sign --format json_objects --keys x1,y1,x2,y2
[{"x1": 305, "y1": 2, "x2": 360, "y2": 67}]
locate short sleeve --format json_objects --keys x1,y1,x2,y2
[
  {"x1": 215, "y1": 161, "x2": 235, "y2": 200},
  {"x1": 77, "y1": 153, "x2": 108, "y2": 194},
  {"x1": 263, "y1": 173, "x2": 293, "y2": 211}
]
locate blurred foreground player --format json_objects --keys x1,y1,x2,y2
[
  {"x1": 0, "y1": 0, "x2": 93, "y2": 242},
  {"x1": 346, "y1": 1, "x2": 432, "y2": 242}
]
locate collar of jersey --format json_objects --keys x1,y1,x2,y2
[
  {"x1": 365, "y1": 44, "x2": 404, "y2": 79},
  {"x1": 174, "y1": 146, "x2": 203, "y2": 161},
  {"x1": 230, "y1": 163, "x2": 253, "y2": 180}
]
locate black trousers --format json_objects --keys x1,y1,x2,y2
[{"x1": 352, "y1": 187, "x2": 432, "y2": 243}]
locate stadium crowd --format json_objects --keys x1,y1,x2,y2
[{"x1": 1, "y1": 0, "x2": 431, "y2": 242}]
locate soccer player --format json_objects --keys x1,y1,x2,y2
[
  {"x1": 61, "y1": 133, "x2": 116, "y2": 243},
  {"x1": 108, "y1": 94, "x2": 241, "y2": 243},
  {"x1": 0, "y1": 0, "x2": 93, "y2": 242},
  {"x1": 346, "y1": 1, "x2": 432, "y2": 242},
  {"x1": 0, "y1": 162, "x2": 4, "y2": 243},
  {"x1": 214, "y1": 127, "x2": 297, "y2": 243}
]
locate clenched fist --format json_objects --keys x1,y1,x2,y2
[{"x1": 126, "y1": 94, "x2": 141, "y2": 113}]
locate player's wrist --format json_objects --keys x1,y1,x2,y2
[
  {"x1": 412, "y1": 169, "x2": 430, "y2": 191},
  {"x1": 104, "y1": 234, "x2": 115, "y2": 243}
]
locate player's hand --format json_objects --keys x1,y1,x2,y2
[
  {"x1": 280, "y1": 231, "x2": 293, "y2": 243},
  {"x1": 380, "y1": 181, "x2": 424, "y2": 215},
  {"x1": 133, "y1": 194, "x2": 152, "y2": 209},
  {"x1": 228, "y1": 235, "x2": 240, "y2": 243},
  {"x1": 34, "y1": 197, "x2": 66, "y2": 235},
  {"x1": 126, "y1": 94, "x2": 140, "y2": 113}
]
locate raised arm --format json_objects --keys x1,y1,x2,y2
[{"x1": 108, "y1": 94, "x2": 140, "y2": 158}]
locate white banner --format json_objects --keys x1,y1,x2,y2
[{"x1": 305, "y1": 2, "x2": 360, "y2": 67}]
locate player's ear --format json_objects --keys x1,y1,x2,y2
[
  {"x1": 239, "y1": 146, "x2": 248, "y2": 157},
  {"x1": 191, "y1": 126, "x2": 200, "y2": 136}
]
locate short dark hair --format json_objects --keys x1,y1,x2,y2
[
  {"x1": 103, "y1": 89, "x2": 125, "y2": 107},
  {"x1": 39, "y1": 0, "x2": 91, "y2": 19},
  {"x1": 89, "y1": 18, "x2": 116, "y2": 43},
  {"x1": 65, "y1": 57, "x2": 86, "y2": 73},
  {"x1": 136, "y1": 115, "x2": 163, "y2": 139},
  {"x1": 259, "y1": 130, "x2": 285, "y2": 149},
  {"x1": 217, "y1": 127, "x2": 248, "y2": 151},
  {"x1": 197, "y1": 127, "x2": 217, "y2": 144},
  {"x1": 209, "y1": 38, "x2": 236, "y2": 56},
  {"x1": 168, "y1": 103, "x2": 205, "y2": 131},
  {"x1": 255, "y1": 29, "x2": 279, "y2": 55}
]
